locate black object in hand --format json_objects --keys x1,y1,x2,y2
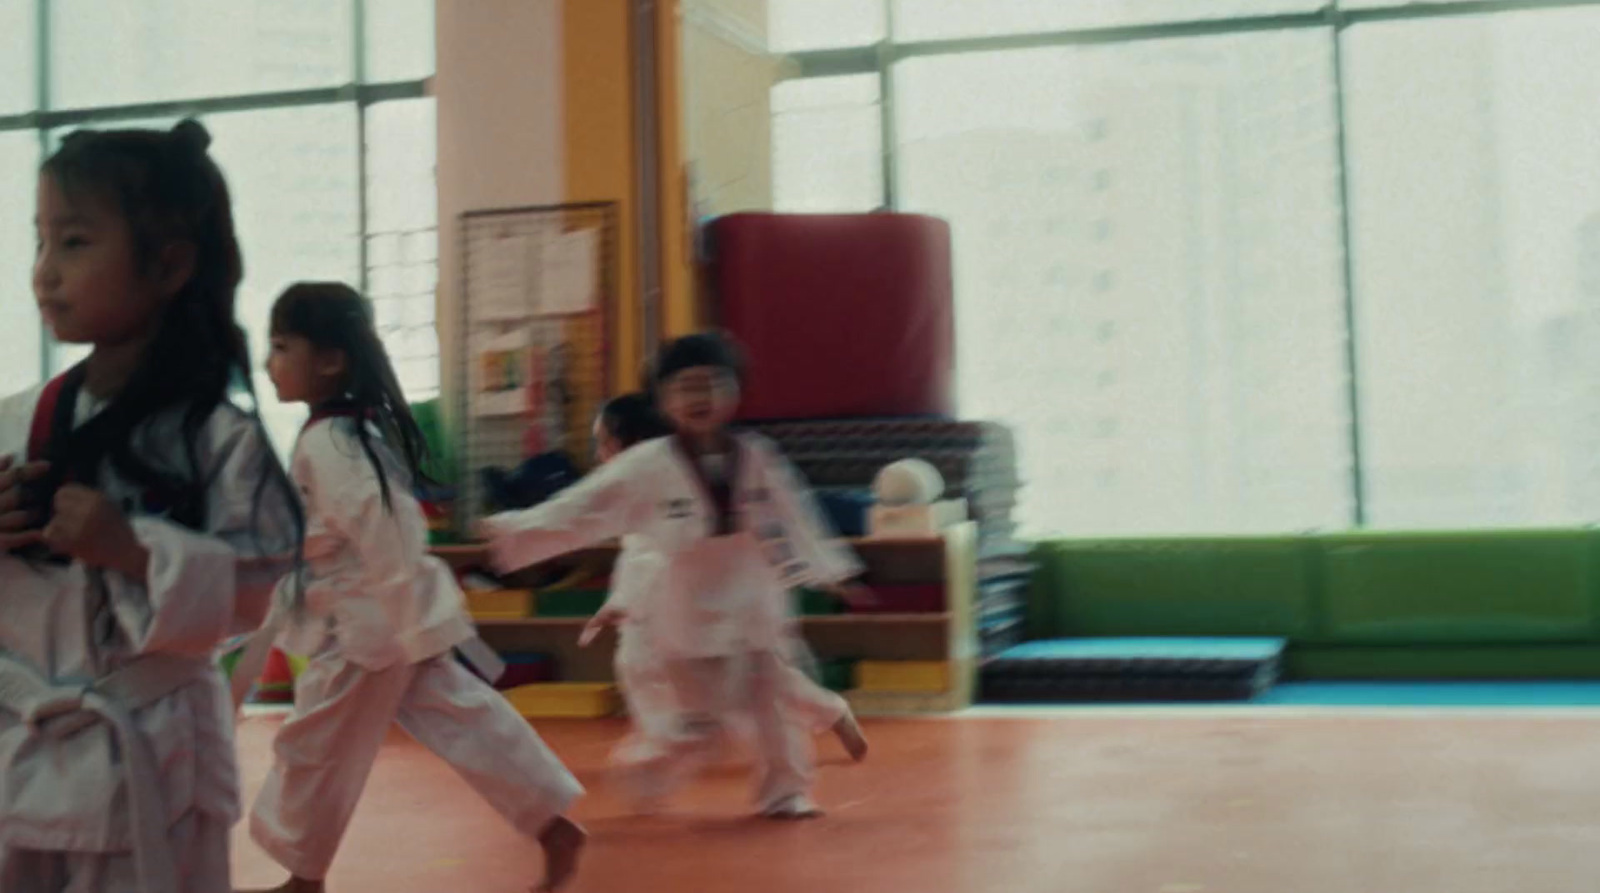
[{"x1": 6, "y1": 478, "x2": 66, "y2": 564}]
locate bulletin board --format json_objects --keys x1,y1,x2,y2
[{"x1": 455, "y1": 202, "x2": 619, "y2": 530}]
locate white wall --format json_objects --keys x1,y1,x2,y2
[{"x1": 435, "y1": 0, "x2": 566, "y2": 417}]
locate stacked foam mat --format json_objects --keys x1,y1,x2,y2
[
  {"x1": 746, "y1": 418, "x2": 1033, "y2": 656},
  {"x1": 980, "y1": 638, "x2": 1286, "y2": 703},
  {"x1": 711, "y1": 212, "x2": 1033, "y2": 661}
]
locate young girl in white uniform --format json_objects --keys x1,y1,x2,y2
[
  {"x1": 0, "y1": 121, "x2": 301, "y2": 893},
  {"x1": 577, "y1": 393, "x2": 679, "y2": 795},
  {"x1": 483, "y1": 334, "x2": 871, "y2": 819},
  {"x1": 243, "y1": 283, "x2": 585, "y2": 893},
  {"x1": 585, "y1": 393, "x2": 868, "y2": 795}
]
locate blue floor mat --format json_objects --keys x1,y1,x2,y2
[
  {"x1": 1257, "y1": 682, "x2": 1600, "y2": 707},
  {"x1": 994, "y1": 638, "x2": 1285, "y2": 662},
  {"x1": 982, "y1": 638, "x2": 1285, "y2": 703}
]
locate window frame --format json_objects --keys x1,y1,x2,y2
[
  {"x1": 0, "y1": 0, "x2": 433, "y2": 386},
  {"x1": 771, "y1": 0, "x2": 1600, "y2": 530}
]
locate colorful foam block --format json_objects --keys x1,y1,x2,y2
[
  {"x1": 851, "y1": 583, "x2": 945, "y2": 614},
  {"x1": 254, "y1": 647, "x2": 297, "y2": 704},
  {"x1": 819, "y1": 658, "x2": 858, "y2": 693},
  {"x1": 534, "y1": 589, "x2": 609, "y2": 617},
  {"x1": 502, "y1": 683, "x2": 619, "y2": 718},
  {"x1": 796, "y1": 588, "x2": 845, "y2": 616},
  {"x1": 465, "y1": 588, "x2": 534, "y2": 620},
  {"x1": 495, "y1": 654, "x2": 558, "y2": 690},
  {"x1": 854, "y1": 661, "x2": 951, "y2": 693}
]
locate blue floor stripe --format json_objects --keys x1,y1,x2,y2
[{"x1": 1256, "y1": 682, "x2": 1600, "y2": 707}]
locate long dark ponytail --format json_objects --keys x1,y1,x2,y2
[
  {"x1": 41, "y1": 120, "x2": 300, "y2": 541},
  {"x1": 270, "y1": 282, "x2": 431, "y2": 511}
]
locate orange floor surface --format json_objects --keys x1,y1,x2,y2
[{"x1": 231, "y1": 711, "x2": 1600, "y2": 892}]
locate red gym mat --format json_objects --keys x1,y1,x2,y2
[{"x1": 708, "y1": 213, "x2": 954, "y2": 421}]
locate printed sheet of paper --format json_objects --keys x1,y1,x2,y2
[
  {"x1": 535, "y1": 228, "x2": 599, "y2": 316},
  {"x1": 475, "y1": 232, "x2": 532, "y2": 322},
  {"x1": 472, "y1": 327, "x2": 534, "y2": 417}
]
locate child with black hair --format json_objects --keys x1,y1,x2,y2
[
  {"x1": 585, "y1": 393, "x2": 867, "y2": 799},
  {"x1": 243, "y1": 282, "x2": 584, "y2": 893},
  {"x1": 575, "y1": 392, "x2": 681, "y2": 807},
  {"x1": 482, "y1": 333, "x2": 869, "y2": 819},
  {"x1": 0, "y1": 120, "x2": 301, "y2": 893}
]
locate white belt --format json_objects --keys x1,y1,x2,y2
[{"x1": 0, "y1": 653, "x2": 208, "y2": 893}]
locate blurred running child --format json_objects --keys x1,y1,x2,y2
[{"x1": 483, "y1": 333, "x2": 869, "y2": 818}]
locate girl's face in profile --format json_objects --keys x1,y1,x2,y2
[{"x1": 593, "y1": 416, "x2": 622, "y2": 464}]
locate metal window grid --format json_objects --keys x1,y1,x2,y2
[
  {"x1": 455, "y1": 202, "x2": 621, "y2": 532},
  {"x1": 0, "y1": 0, "x2": 431, "y2": 384}
]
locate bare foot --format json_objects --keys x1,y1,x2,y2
[
  {"x1": 832, "y1": 713, "x2": 868, "y2": 762},
  {"x1": 536, "y1": 815, "x2": 587, "y2": 892},
  {"x1": 760, "y1": 794, "x2": 824, "y2": 821},
  {"x1": 236, "y1": 878, "x2": 324, "y2": 893}
]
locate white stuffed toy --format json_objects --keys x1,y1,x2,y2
[
  {"x1": 869, "y1": 458, "x2": 965, "y2": 537},
  {"x1": 873, "y1": 458, "x2": 945, "y2": 507}
]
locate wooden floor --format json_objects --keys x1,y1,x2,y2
[{"x1": 231, "y1": 711, "x2": 1600, "y2": 892}]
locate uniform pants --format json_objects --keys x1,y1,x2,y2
[
  {"x1": 0, "y1": 809, "x2": 230, "y2": 893},
  {"x1": 250, "y1": 643, "x2": 583, "y2": 881},
  {"x1": 662, "y1": 649, "x2": 814, "y2": 811}
]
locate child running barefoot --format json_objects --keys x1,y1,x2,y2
[
  {"x1": 576, "y1": 393, "x2": 681, "y2": 808},
  {"x1": 242, "y1": 283, "x2": 584, "y2": 893},
  {"x1": 482, "y1": 334, "x2": 871, "y2": 819},
  {"x1": 584, "y1": 393, "x2": 868, "y2": 782},
  {"x1": 0, "y1": 121, "x2": 301, "y2": 893}
]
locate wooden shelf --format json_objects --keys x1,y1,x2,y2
[
  {"x1": 472, "y1": 612, "x2": 951, "y2": 629},
  {"x1": 436, "y1": 535, "x2": 950, "y2": 586},
  {"x1": 435, "y1": 535, "x2": 944, "y2": 559},
  {"x1": 474, "y1": 616, "x2": 588, "y2": 628},
  {"x1": 457, "y1": 523, "x2": 980, "y2": 715},
  {"x1": 799, "y1": 612, "x2": 952, "y2": 626}
]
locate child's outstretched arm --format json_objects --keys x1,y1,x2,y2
[
  {"x1": 750, "y1": 436, "x2": 866, "y2": 590},
  {"x1": 577, "y1": 546, "x2": 659, "y2": 646},
  {"x1": 479, "y1": 448, "x2": 652, "y2": 575}
]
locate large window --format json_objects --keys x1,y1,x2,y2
[
  {"x1": 0, "y1": 0, "x2": 437, "y2": 457},
  {"x1": 897, "y1": 32, "x2": 1350, "y2": 536},
  {"x1": 759, "y1": 0, "x2": 1600, "y2": 535},
  {"x1": 0, "y1": 131, "x2": 39, "y2": 397},
  {"x1": 771, "y1": 75, "x2": 883, "y2": 212},
  {"x1": 1344, "y1": 6, "x2": 1600, "y2": 528}
]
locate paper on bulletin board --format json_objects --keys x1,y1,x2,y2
[
  {"x1": 476, "y1": 232, "x2": 532, "y2": 322},
  {"x1": 535, "y1": 228, "x2": 598, "y2": 316},
  {"x1": 472, "y1": 327, "x2": 535, "y2": 418}
]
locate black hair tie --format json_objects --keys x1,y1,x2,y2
[{"x1": 169, "y1": 119, "x2": 212, "y2": 155}]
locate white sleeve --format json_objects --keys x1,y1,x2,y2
[
  {"x1": 299, "y1": 424, "x2": 432, "y2": 615},
  {"x1": 104, "y1": 412, "x2": 300, "y2": 657},
  {"x1": 604, "y1": 545, "x2": 658, "y2": 613},
  {"x1": 752, "y1": 437, "x2": 863, "y2": 586},
  {"x1": 480, "y1": 447, "x2": 652, "y2": 574}
]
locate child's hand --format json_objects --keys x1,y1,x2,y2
[
  {"x1": 42, "y1": 485, "x2": 149, "y2": 579},
  {"x1": 577, "y1": 605, "x2": 625, "y2": 647},
  {"x1": 0, "y1": 456, "x2": 51, "y2": 551},
  {"x1": 825, "y1": 581, "x2": 876, "y2": 610},
  {"x1": 472, "y1": 518, "x2": 499, "y2": 543}
]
